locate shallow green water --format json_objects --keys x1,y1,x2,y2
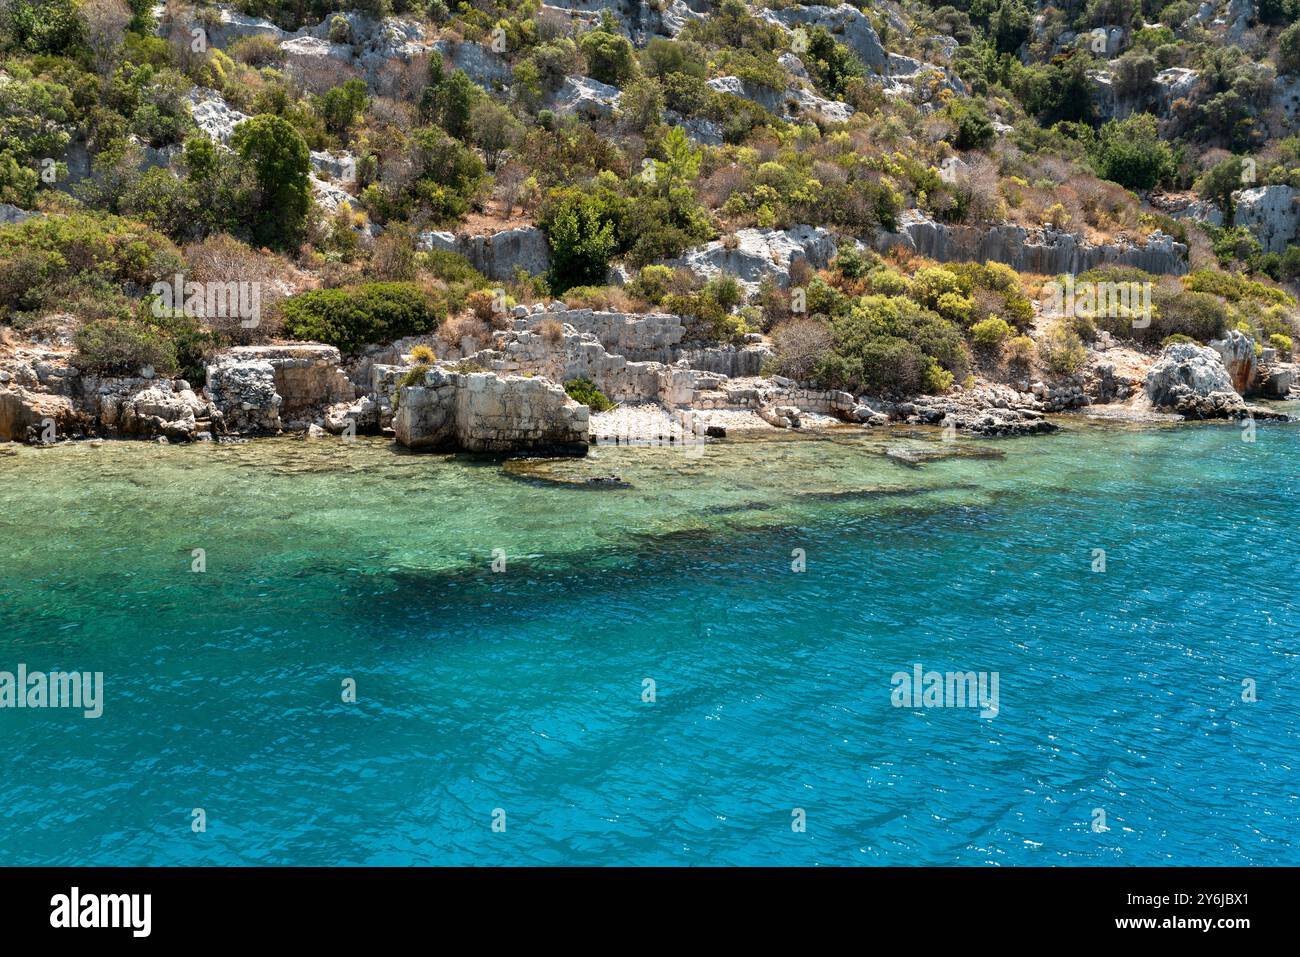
[{"x1": 0, "y1": 415, "x2": 1296, "y2": 865}]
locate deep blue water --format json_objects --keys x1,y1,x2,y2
[{"x1": 0, "y1": 420, "x2": 1296, "y2": 864}]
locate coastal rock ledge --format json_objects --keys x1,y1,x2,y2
[{"x1": 1144, "y1": 340, "x2": 1289, "y2": 421}]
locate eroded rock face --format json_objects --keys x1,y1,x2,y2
[
  {"x1": 1144, "y1": 341, "x2": 1249, "y2": 418},
  {"x1": 186, "y1": 88, "x2": 250, "y2": 145},
  {"x1": 205, "y1": 357, "x2": 282, "y2": 434},
  {"x1": 707, "y1": 75, "x2": 854, "y2": 122},
  {"x1": 670, "y1": 226, "x2": 838, "y2": 290},
  {"x1": 418, "y1": 226, "x2": 551, "y2": 280},
  {"x1": 206, "y1": 345, "x2": 355, "y2": 432},
  {"x1": 0, "y1": 202, "x2": 33, "y2": 226},
  {"x1": 110, "y1": 383, "x2": 214, "y2": 440},
  {"x1": 1253, "y1": 359, "x2": 1296, "y2": 399},
  {"x1": 394, "y1": 367, "x2": 588, "y2": 454},
  {"x1": 1232, "y1": 185, "x2": 1300, "y2": 255},
  {"x1": 876, "y1": 212, "x2": 1189, "y2": 275},
  {"x1": 432, "y1": 38, "x2": 512, "y2": 90},
  {"x1": 1209, "y1": 330, "x2": 1257, "y2": 395},
  {"x1": 0, "y1": 386, "x2": 76, "y2": 442},
  {"x1": 760, "y1": 4, "x2": 888, "y2": 73}
]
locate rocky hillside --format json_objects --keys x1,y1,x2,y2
[{"x1": 0, "y1": 0, "x2": 1297, "y2": 449}]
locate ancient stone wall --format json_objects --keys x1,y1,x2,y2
[{"x1": 394, "y1": 367, "x2": 588, "y2": 454}]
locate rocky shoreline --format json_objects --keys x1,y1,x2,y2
[{"x1": 2, "y1": 302, "x2": 1294, "y2": 454}]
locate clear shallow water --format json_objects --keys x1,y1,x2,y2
[{"x1": 0, "y1": 416, "x2": 1297, "y2": 866}]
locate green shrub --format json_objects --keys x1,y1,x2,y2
[
  {"x1": 1092, "y1": 113, "x2": 1175, "y2": 190},
  {"x1": 279, "y1": 282, "x2": 446, "y2": 353},
  {"x1": 421, "y1": 249, "x2": 487, "y2": 287},
  {"x1": 1268, "y1": 333, "x2": 1293, "y2": 356},
  {"x1": 543, "y1": 194, "x2": 617, "y2": 293},
  {"x1": 73, "y1": 317, "x2": 178, "y2": 376},
  {"x1": 0, "y1": 212, "x2": 182, "y2": 317},
  {"x1": 400, "y1": 363, "x2": 431, "y2": 387},
  {"x1": 970, "y1": 316, "x2": 1012, "y2": 350},
  {"x1": 629, "y1": 264, "x2": 676, "y2": 304},
  {"x1": 579, "y1": 27, "x2": 636, "y2": 87},
  {"x1": 1006, "y1": 335, "x2": 1036, "y2": 366},
  {"x1": 947, "y1": 100, "x2": 995, "y2": 151},
  {"x1": 1185, "y1": 269, "x2": 1293, "y2": 306},
  {"x1": 1037, "y1": 322, "x2": 1087, "y2": 375},
  {"x1": 563, "y1": 377, "x2": 615, "y2": 412}
]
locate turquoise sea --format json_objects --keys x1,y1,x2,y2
[{"x1": 0, "y1": 415, "x2": 1296, "y2": 865}]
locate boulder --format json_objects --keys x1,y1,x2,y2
[
  {"x1": 670, "y1": 225, "x2": 838, "y2": 291},
  {"x1": 1255, "y1": 362, "x2": 1297, "y2": 399},
  {"x1": 1144, "y1": 342, "x2": 1249, "y2": 419},
  {"x1": 0, "y1": 203, "x2": 33, "y2": 226},
  {"x1": 186, "y1": 88, "x2": 249, "y2": 145},
  {"x1": 311, "y1": 150, "x2": 356, "y2": 182},
  {"x1": 0, "y1": 386, "x2": 76, "y2": 442},
  {"x1": 548, "y1": 76, "x2": 622, "y2": 120},
  {"x1": 113, "y1": 383, "x2": 210, "y2": 440},
  {"x1": 323, "y1": 396, "x2": 380, "y2": 434}
]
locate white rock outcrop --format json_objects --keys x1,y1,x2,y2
[{"x1": 670, "y1": 226, "x2": 838, "y2": 291}]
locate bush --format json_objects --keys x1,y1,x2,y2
[
  {"x1": 1268, "y1": 333, "x2": 1293, "y2": 357},
  {"x1": 772, "y1": 318, "x2": 833, "y2": 381},
  {"x1": 1147, "y1": 289, "x2": 1229, "y2": 344},
  {"x1": 399, "y1": 363, "x2": 431, "y2": 388},
  {"x1": 948, "y1": 101, "x2": 995, "y2": 151},
  {"x1": 628, "y1": 264, "x2": 676, "y2": 304},
  {"x1": 0, "y1": 212, "x2": 183, "y2": 317},
  {"x1": 851, "y1": 337, "x2": 942, "y2": 396},
  {"x1": 970, "y1": 316, "x2": 1012, "y2": 350},
  {"x1": 544, "y1": 194, "x2": 616, "y2": 293},
  {"x1": 563, "y1": 377, "x2": 615, "y2": 412},
  {"x1": 279, "y1": 282, "x2": 445, "y2": 353},
  {"x1": 579, "y1": 28, "x2": 636, "y2": 87},
  {"x1": 538, "y1": 317, "x2": 563, "y2": 345},
  {"x1": 466, "y1": 288, "x2": 502, "y2": 325},
  {"x1": 1006, "y1": 335, "x2": 1036, "y2": 367},
  {"x1": 1092, "y1": 113, "x2": 1174, "y2": 191},
  {"x1": 1037, "y1": 322, "x2": 1087, "y2": 375},
  {"x1": 410, "y1": 344, "x2": 436, "y2": 363},
  {"x1": 73, "y1": 317, "x2": 178, "y2": 375}
]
